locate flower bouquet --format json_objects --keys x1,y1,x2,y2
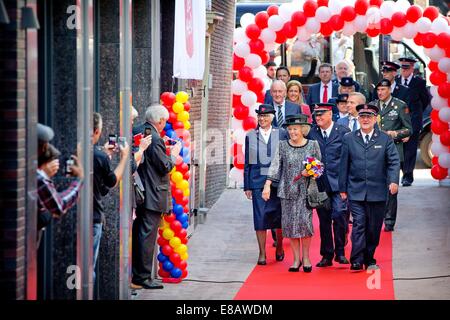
[{"x1": 293, "y1": 156, "x2": 324, "y2": 182}]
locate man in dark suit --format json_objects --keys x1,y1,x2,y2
[
  {"x1": 307, "y1": 103, "x2": 351, "y2": 267},
  {"x1": 332, "y1": 60, "x2": 361, "y2": 92},
  {"x1": 270, "y1": 80, "x2": 301, "y2": 128},
  {"x1": 132, "y1": 105, "x2": 182, "y2": 289},
  {"x1": 244, "y1": 104, "x2": 288, "y2": 265},
  {"x1": 306, "y1": 63, "x2": 339, "y2": 109},
  {"x1": 372, "y1": 61, "x2": 410, "y2": 104},
  {"x1": 339, "y1": 104, "x2": 400, "y2": 271},
  {"x1": 396, "y1": 57, "x2": 431, "y2": 186},
  {"x1": 264, "y1": 66, "x2": 296, "y2": 105}
]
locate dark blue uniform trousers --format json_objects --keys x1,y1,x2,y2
[
  {"x1": 349, "y1": 200, "x2": 385, "y2": 265},
  {"x1": 316, "y1": 192, "x2": 348, "y2": 259},
  {"x1": 401, "y1": 131, "x2": 420, "y2": 183}
]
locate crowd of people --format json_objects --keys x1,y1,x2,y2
[{"x1": 244, "y1": 58, "x2": 430, "y2": 272}]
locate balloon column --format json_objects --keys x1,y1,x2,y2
[
  {"x1": 232, "y1": 0, "x2": 450, "y2": 181},
  {"x1": 157, "y1": 91, "x2": 191, "y2": 281}
]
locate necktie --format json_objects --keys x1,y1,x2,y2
[
  {"x1": 382, "y1": 103, "x2": 386, "y2": 112},
  {"x1": 365, "y1": 134, "x2": 370, "y2": 145},
  {"x1": 323, "y1": 130, "x2": 328, "y2": 141},
  {"x1": 323, "y1": 85, "x2": 328, "y2": 103},
  {"x1": 404, "y1": 78, "x2": 408, "y2": 86},
  {"x1": 277, "y1": 105, "x2": 284, "y2": 127},
  {"x1": 352, "y1": 118, "x2": 357, "y2": 132}
]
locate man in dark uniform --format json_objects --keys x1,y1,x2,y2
[
  {"x1": 244, "y1": 104, "x2": 288, "y2": 265},
  {"x1": 339, "y1": 104, "x2": 400, "y2": 270},
  {"x1": 307, "y1": 103, "x2": 351, "y2": 267},
  {"x1": 372, "y1": 61, "x2": 410, "y2": 104},
  {"x1": 396, "y1": 57, "x2": 431, "y2": 186},
  {"x1": 371, "y1": 79, "x2": 412, "y2": 232}
]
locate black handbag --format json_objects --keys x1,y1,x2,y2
[
  {"x1": 133, "y1": 173, "x2": 145, "y2": 206},
  {"x1": 306, "y1": 177, "x2": 331, "y2": 210}
]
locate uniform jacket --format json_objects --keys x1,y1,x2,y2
[
  {"x1": 339, "y1": 128, "x2": 400, "y2": 202},
  {"x1": 372, "y1": 82, "x2": 410, "y2": 105}
]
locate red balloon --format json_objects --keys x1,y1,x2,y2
[
  {"x1": 180, "y1": 196, "x2": 189, "y2": 207},
  {"x1": 257, "y1": 91, "x2": 265, "y2": 103},
  {"x1": 169, "y1": 111, "x2": 177, "y2": 123},
  {"x1": 177, "y1": 229, "x2": 187, "y2": 240},
  {"x1": 446, "y1": 47, "x2": 450, "y2": 58},
  {"x1": 231, "y1": 143, "x2": 243, "y2": 157},
  {"x1": 233, "y1": 106, "x2": 250, "y2": 120},
  {"x1": 432, "y1": 156, "x2": 439, "y2": 165},
  {"x1": 267, "y1": 5, "x2": 278, "y2": 17},
  {"x1": 341, "y1": 6, "x2": 356, "y2": 22},
  {"x1": 245, "y1": 24, "x2": 261, "y2": 41},
  {"x1": 248, "y1": 77, "x2": 265, "y2": 93},
  {"x1": 406, "y1": 5, "x2": 422, "y2": 23},
  {"x1": 233, "y1": 153, "x2": 245, "y2": 170},
  {"x1": 320, "y1": 23, "x2": 333, "y2": 37},
  {"x1": 317, "y1": 0, "x2": 328, "y2": 7},
  {"x1": 380, "y1": 18, "x2": 393, "y2": 35},
  {"x1": 173, "y1": 188, "x2": 184, "y2": 202},
  {"x1": 282, "y1": 21, "x2": 297, "y2": 39},
  {"x1": 329, "y1": 15, "x2": 344, "y2": 31},
  {"x1": 183, "y1": 205, "x2": 189, "y2": 213},
  {"x1": 183, "y1": 171, "x2": 190, "y2": 181},
  {"x1": 158, "y1": 229, "x2": 163, "y2": 236},
  {"x1": 170, "y1": 220, "x2": 182, "y2": 233},
  {"x1": 172, "y1": 121, "x2": 185, "y2": 130},
  {"x1": 413, "y1": 33, "x2": 423, "y2": 46},
  {"x1": 175, "y1": 156, "x2": 183, "y2": 166},
  {"x1": 160, "y1": 92, "x2": 176, "y2": 106},
  {"x1": 177, "y1": 162, "x2": 189, "y2": 174},
  {"x1": 437, "y1": 33, "x2": 450, "y2": 49},
  {"x1": 232, "y1": 54, "x2": 245, "y2": 71},
  {"x1": 423, "y1": 6, "x2": 439, "y2": 22},
  {"x1": 243, "y1": 116, "x2": 257, "y2": 131},
  {"x1": 303, "y1": 1, "x2": 318, "y2": 18},
  {"x1": 292, "y1": 11, "x2": 306, "y2": 27},
  {"x1": 258, "y1": 50, "x2": 270, "y2": 65},
  {"x1": 181, "y1": 269, "x2": 188, "y2": 279},
  {"x1": 183, "y1": 102, "x2": 191, "y2": 112},
  {"x1": 255, "y1": 11, "x2": 269, "y2": 29},
  {"x1": 181, "y1": 237, "x2": 188, "y2": 245},
  {"x1": 238, "y1": 66, "x2": 254, "y2": 83},
  {"x1": 162, "y1": 245, "x2": 173, "y2": 256},
  {"x1": 158, "y1": 269, "x2": 170, "y2": 278},
  {"x1": 178, "y1": 260, "x2": 187, "y2": 271},
  {"x1": 428, "y1": 61, "x2": 438, "y2": 72},
  {"x1": 249, "y1": 39, "x2": 264, "y2": 54},
  {"x1": 275, "y1": 31, "x2": 287, "y2": 44},
  {"x1": 431, "y1": 119, "x2": 449, "y2": 134},
  {"x1": 440, "y1": 130, "x2": 450, "y2": 146},
  {"x1": 438, "y1": 82, "x2": 450, "y2": 98},
  {"x1": 355, "y1": 0, "x2": 369, "y2": 15},
  {"x1": 232, "y1": 94, "x2": 244, "y2": 109},
  {"x1": 430, "y1": 109, "x2": 440, "y2": 121},
  {"x1": 369, "y1": 0, "x2": 382, "y2": 7},
  {"x1": 391, "y1": 12, "x2": 407, "y2": 28},
  {"x1": 169, "y1": 252, "x2": 181, "y2": 265},
  {"x1": 431, "y1": 164, "x2": 448, "y2": 180},
  {"x1": 157, "y1": 236, "x2": 169, "y2": 247},
  {"x1": 422, "y1": 32, "x2": 437, "y2": 49},
  {"x1": 430, "y1": 70, "x2": 447, "y2": 86},
  {"x1": 366, "y1": 28, "x2": 380, "y2": 38}
]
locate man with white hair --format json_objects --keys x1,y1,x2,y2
[
  {"x1": 332, "y1": 60, "x2": 361, "y2": 92},
  {"x1": 132, "y1": 104, "x2": 182, "y2": 290},
  {"x1": 270, "y1": 80, "x2": 301, "y2": 128}
]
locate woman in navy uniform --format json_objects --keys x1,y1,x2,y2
[
  {"x1": 339, "y1": 104, "x2": 400, "y2": 270},
  {"x1": 244, "y1": 104, "x2": 287, "y2": 265}
]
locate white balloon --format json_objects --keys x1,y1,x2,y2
[
  {"x1": 379, "y1": 1, "x2": 396, "y2": 19},
  {"x1": 234, "y1": 42, "x2": 250, "y2": 58},
  {"x1": 431, "y1": 96, "x2": 447, "y2": 111},
  {"x1": 253, "y1": 65, "x2": 268, "y2": 79},
  {"x1": 264, "y1": 42, "x2": 276, "y2": 52},
  {"x1": 241, "y1": 90, "x2": 257, "y2": 107},
  {"x1": 428, "y1": 46, "x2": 445, "y2": 61},
  {"x1": 438, "y1": 153, "x2": 450, "y2": 169},
  {"x1": 234, "y1": 27, "x2": 249, "y2": 44},
  {"x1": 231, "y1": 117, "x2": 242, "y2": 130},
  {"x1": 432, "y1": 133, "x2": 441, "y2": 143},
  {"x1": 240, "y1": 13, "x2": 255, "y2": 29},
  {"x1": 260, "y1": 28, "x2": 276, "y2": 44},
  {"x1": 416, "y1": 17, "x2": 432, "y2": 33},
  {"x1": 229, "y1": 167, "x2": 244, "y2": 183},
  {"x1": 245, "y1": 53, "x2": 262, "y2": 69},
  {"x1": 342, "y1": 21, "x2": 356, "y2": 37},
  {"x1": 249, "y1": 103, "x2": 259, "y2": 118},
  {"x1": 233, "y1": 129, "x2": 246, "y2": 144},
  {"x1": 438, "y1": 58, "x2": 450, "y2": 73},
  {"x1": 402, "y1": 22, "x2": 418, "y2": 39},
  {"x1": 328, "y1": 0, "x2": 343, "y2": 15},
  {"x1": 391, "y1": 27, "x2": 403, "y2": 41},
  {"x1": 268, "y1": 15, "x2": 284, "y2": 32},
  {"x1": 439, "y1": 107, "x2": 450, "y2": 123},
  {"x1": 231, "y1": 79, "x2": 248, "y2": 96},
  {"x1": 316, "y1": 7, "x2": 331, "y2": 23},
  {"x1": 263, "y1": 78, "x2": 272, "y2": 91},
  {"x1": 278, "y1": 3, "x2": 295, "y2": 22},
  {"x1": 367, "y1": 7, "x2": 381, "y2": 25},
  {"x1": 354, "y1": 15, "x2": 368, "y2": 33},
  {"x1": 297, "y1": 28, "x2": 311, "y2": 41},
  {"x1": 431, "y1": 140, "x2": 448, "y2": 156},
  {"x1": 430, "y1": 85, "x2": 438, "y2": 97},
  {"x1": 430, "y1": 17, "x2": 449, "y2": 35},
  {"x1": 396, "y1": 0, "x2": 411, "y2": 12},
  {"x1": 305, "y1": 18, "x2": 320, "y2": 34}
]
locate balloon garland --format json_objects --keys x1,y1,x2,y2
[
  {"x1": 230, "y1": 0, "x2": 450, "y2": 182},
  {"x1": 157, "y1": 91, "x2": 191, "y2": 282}
]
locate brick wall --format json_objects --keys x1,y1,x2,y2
[{"x1": 0, "y1": 0, "x2": 27, "y2": 300}]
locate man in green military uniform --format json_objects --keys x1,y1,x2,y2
[{"x1": 370, "y1": 78, "x2": 412, "y2": 232}]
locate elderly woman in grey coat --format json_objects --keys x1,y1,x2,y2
[{"x1": 262, "y1": 114, "x2": 321, "y2": 273}]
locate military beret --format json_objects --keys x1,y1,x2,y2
[{"x1": 376, "y1": 78, "x2": 391, "y2": 88}]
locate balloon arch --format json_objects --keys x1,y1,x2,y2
[{"x1": 229, "y1": 0, "x2": 450, "y2": 183}]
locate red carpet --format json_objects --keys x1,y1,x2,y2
[{"x1": 234, "y1": 211, "x2": 395, "y2": 300}]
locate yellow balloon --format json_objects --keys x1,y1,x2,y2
[
  {"x1": 169, "y1": 237, "x2": 181, "y2": 248},
  {"x1": 160, "y1": 220, "x2": 169, "y2": 229},
  {"x1": 170, "y1": 167, "x2": 176, "y2": 174},
  {"x1": 184, "y1": 121, "x2": 191, "y2": 130},
  {"x1": 177, "y1": 111, "x2": 190, "y2": 122},
  {"x1": 181, "y1": 252, "x2": 189, "y2": 261},
  {"x1": 172, "y1": 102, "x2": 184, "y2": 114},
  {"x1": 176, "y1": 179, "x2": 189, "y2": 191},
  {"x1": 171, "y1": 171, "x2": 183, "y2": 184},
  {"x1": 183, "y1": 188, "x2": 190, "y2": 197},
  {"x1": 175, "y1": 244, "x2": 187, "y2": 254},
  {"x1": 176, "y1": 91, "x2": 189, "y2": 104},
  {"x1": 162, "y1": 228, "x2": 174, "y2": 240}
]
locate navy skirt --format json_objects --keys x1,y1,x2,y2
[{"x1": 251, "y1": 186, "x2": 282, "y2": 231}]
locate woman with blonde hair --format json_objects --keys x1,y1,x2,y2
[{"x1": 286, "y1": 80, "x2": 312, "y2": 123}]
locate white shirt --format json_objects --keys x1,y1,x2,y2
[
  {"x1": 274, "y1": 100, "x2": 286, "y2": 121},
  {"x1": 390, "y1": 82, "x2": 396, "y2": 93},
  {"x1": 361, "y1": 129, "x2": 374, "y2": 144},
  {"x1": 348, "y1": 115, "x2": 360, "y2": 131},
  {"x1": 320, "y1": 81, "x2": 332, "y2": 103},
  {"x1": 260, "y1": 126, "x2": 272, "y2": 144},
  {"x1": 402, "y1": 74, "x2": 413, "y2": 87},
  {"x1": 321, "y1": 122, "x2": 334, "y2": 139},
  {"x1": 339, "y1": 112, "x2": 348, "y2": 119}
]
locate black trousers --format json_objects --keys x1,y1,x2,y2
[
  {"x1": 348, "y1": 200, "x2": 385, "y2": 265},
  {"x1": 384, "y1": 192, "x2": 397, "y2": 228},
  {"x1": 132, "y1": 207, "x2": 161, "y2": 284},
  {"x1": 401, "y1": 131, "x2": 420, "y2": 183},
  {"x1": 316, "y1": 192, "x2": 348, "y2": 259}
]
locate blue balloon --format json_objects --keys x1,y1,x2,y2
[
  {"x1": 173, "y1": 204, "x2": 184, "y2": 216},
  {"x1": 166, "y1": 129, "x2": 174, "y2": 137},
  {"x1": 164, "y1": 123, "x2": 172, "y2": 131},
  {"x1": 163, "y1": 260, "x2": 174, "y2": 271},
  {"x1": 179, "y1": 213, "x2": 189, "y2": 223},
  {"x1": 157, "y1": 253, "x2": 168, "y2": 263},
  {"x1": 169, "y1": 130, "x2": 178, "y2": 139},
  {"x1": 182, "y1": 222, "x2": 189, "y2": 229},
  {"x1": 182, "y1": 147, "x2": 189, "y2": 156},
  {"x1": 183, "y1": 155, "x2": 190, "y2": 163},
  {"x1": 170, "y1": 267, "x2": 182, "y2": 279}
]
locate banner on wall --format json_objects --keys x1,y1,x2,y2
[{"x1": 173, "y1": 0, "x2": 206, "y2": 80}]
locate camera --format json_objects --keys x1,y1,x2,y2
[
  {"x1": 118, "y1": 136, "x2": 126, "y2": 148},
  {"x1": 65, "y1": 158, "x2": 74, "y2": 175},
  {"x1": 144, "y1": 128, "x2": 152, "y2": 137},
  {"x1": 108, "y1": 134, "x2": 118, "y2": 146}
]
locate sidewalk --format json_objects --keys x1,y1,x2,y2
[{"x1": 136, "y1": 169, "x2": 450, "y2": 300}]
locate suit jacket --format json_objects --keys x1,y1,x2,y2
[
  {"x1": 307, "y1": 123, "x2": 350, "y2": 193},
  {"x1": 337, "y1": 115, "x2": 359, "y2": 132},
  {"x1": 271, "y1": 100, "x2": 301, "y2": 128},
  {"x1": 339, "y1": 128, "x2": 400, "y2": 202},
  {"x1": 306, "y1": 82, "x2": 339, "y2": 107},
  {"x1": 326, "y1": 97, "x2": 345, "y2": 122},
  {"x1": 137, "y1": 122, "x2": 175, "y2": 213},
  {"x1": 372, "y1": 83, "x2": 410, "y2": 105},
  {"x1": 395, "y1": 75, "x2": 430, "y2": 134},
  {"x1": 244, "y1": 127, "x2": 288, "y2": 190}
]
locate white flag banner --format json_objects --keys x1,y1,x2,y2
[{"x1": 173, "y1": 0, "x2": 206, "y2": 80}]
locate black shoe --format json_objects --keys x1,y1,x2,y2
[
  {"x1": 139, "y1": 279, "x2": 163, "y2": 289},
  {"x1": 334, "y1": 255, "x2": 350, "y2": 264},
  {"x1": 350, "y1": 262, "x2": 363, "y2": 271},
  {"x1": 384, "y1": 225, "x2": 394, "y2": 232},
  {"x1": 303, "y1": 265, "x2": 312, "y2": 273},
  {"x1": 365, "y1": 263, "x2": 380, "y2": 270},
  {"x1": 402, "y1": 181, "x2": 412, "y2": 187},
  {"x1": 316, "y1": 258, "x2": 333, "y2": 267},
  {"x1": 275, "y1": 251, "x2": 285, "y2": 261},
  {"x1": 288, "y1": 262, "x2": 301, "y2": 272},
  {"x1": 257, "y1": 255, "x2": 267, "y2": 265}
]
